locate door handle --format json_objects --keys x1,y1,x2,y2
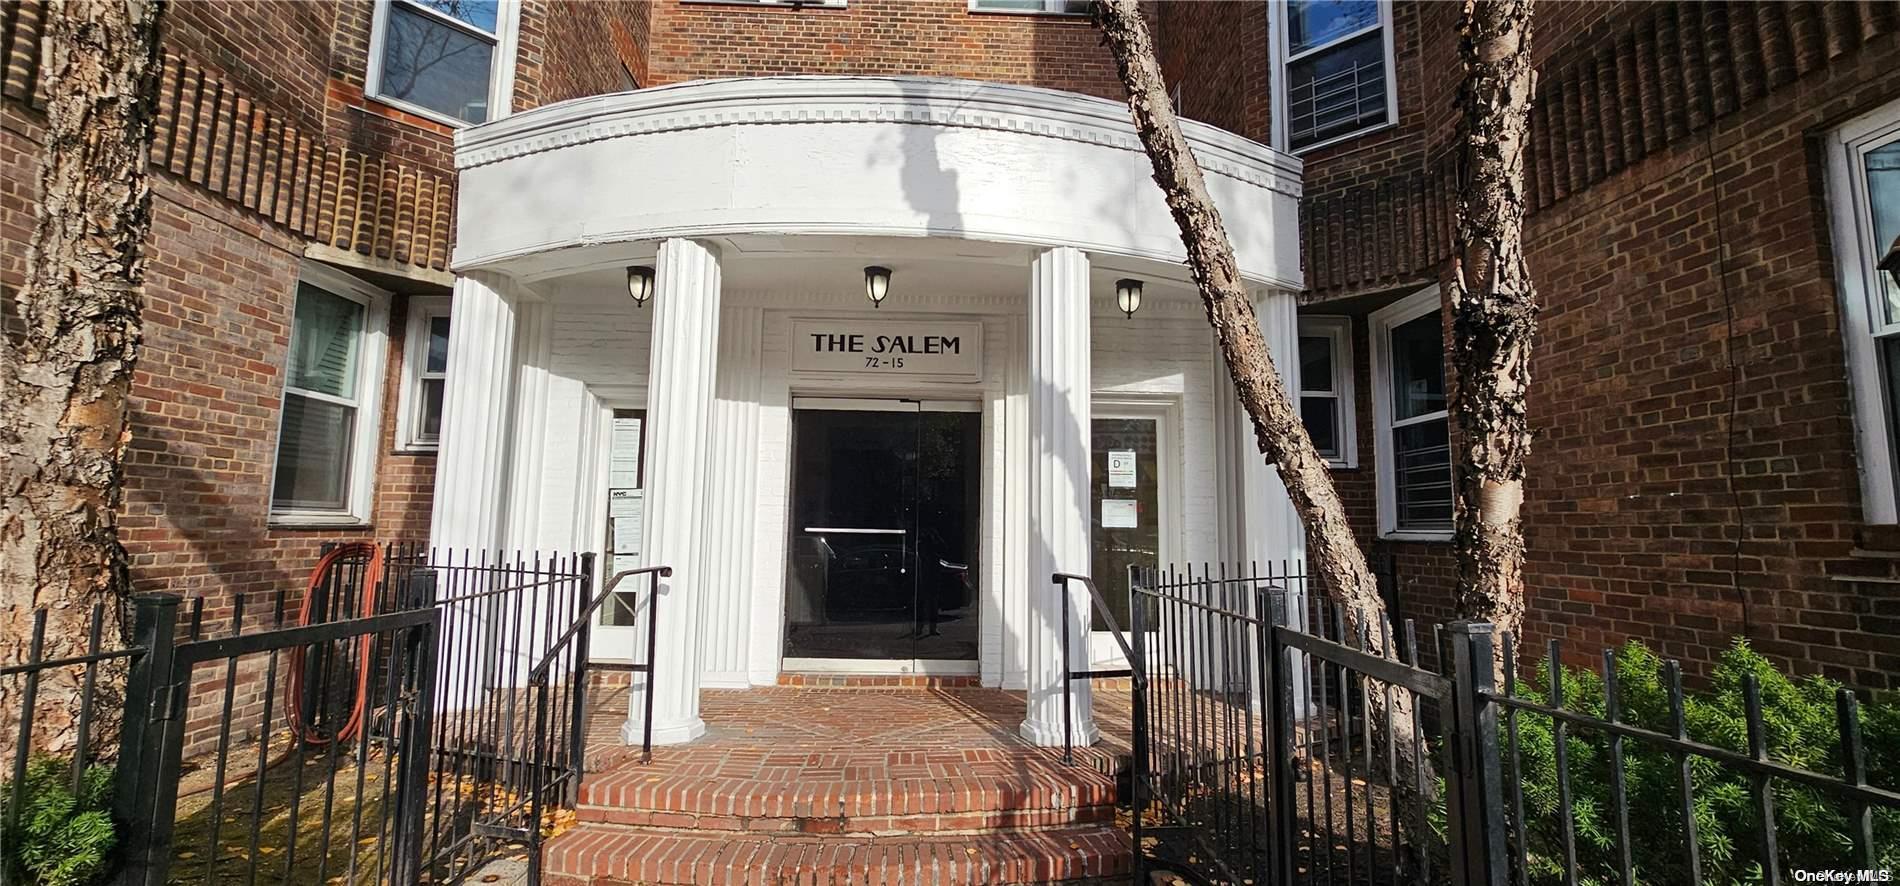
[{"x1": 801, "y1": 527, "x2": 908, "y2": 535}]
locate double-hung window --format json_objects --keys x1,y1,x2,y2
[
  {"x1": 1272, "y1": 0, "x2": 1395, "y2": 152},
  {"x1": 1298, "y1": 316, "x2": 1357, "y2": 468},
  {"x1": 398, "y1": 296, "x2": 452, "y2": 451},
  {"x1": 1370, "y1": 288, "x2": 1451, "y2": 538},
  {"x1": 271, "y1": 265, "x2": 389, "y2": 525},
  {"x1": 1826, "y1": 99, "x2": 1900, "y2": 522},
  {"x1": 367, "y1": 0, "x2": 516, "y2": 125}
]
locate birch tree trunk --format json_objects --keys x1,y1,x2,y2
[
  {"x1": 0, "y1": 0, "x2": 166, "y2": 758},
  {"x1": 1449, "y1": 0, "x2": 1537, "y2": 649},
  {"x1": 1092, "y1": 0, "x2": 1433, "y2": 827}
]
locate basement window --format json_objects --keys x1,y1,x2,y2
[
  {"x1": 367, "y1": 0, "x2": 518, "y2": 126},
  {"x1": 1271, "y1": 0, "x2": 1396, "y2": 153},
  {"x1": 1369, "y1": 288, "x2": 1450, "y2": 540},
  {"x1": 271, "y1": 264, "x2": 390, "y2": 526}
]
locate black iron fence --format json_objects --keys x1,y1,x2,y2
[
  {"x1": 1058, "y1": 563, "x2": 1900, "y2": 885},
  {"x1": 1, "y1": 545, "x2": 668, "y2": 886}
]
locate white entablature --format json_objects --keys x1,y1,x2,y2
[{"x1": 452, "y1": 75, "x2": 1303, "y2": 290}]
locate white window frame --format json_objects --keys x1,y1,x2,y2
[
  {"x1": 397, "y1": 295, "x2": 451, "y2": 452},
  {"x1": 1268, "y1": 0, "x2": 1398, "y2": 155},
  {"x1": 1369, "y1": 286, "x2": 1449, "y2": 541},
  {"x1": 1298, "y1": 315, "x2": 1358, "y2": 469},
  {"x1": 968, "y1": 0, "x2": 1089, "y2": 15},
  {"x1": 365, "y1": 0, "x2": 522, "y2": 129},
  {"x1": 270, "y1": 262, "x2": 391, "y2": 527},
  {"x1": 1826, "y1": 98, "x2": 1900, "y2": 523}
]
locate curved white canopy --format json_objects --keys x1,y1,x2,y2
[{"x1": 453, "y1": 76, "x2": 1304, "y2": 290}]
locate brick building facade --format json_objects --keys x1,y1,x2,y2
[
  {"x1": 1156, "y1": 0, "x2": 1900, "y2": 690},
  {"x1": 3, "y1": 0, "x2": 1897, "y2": 729}
]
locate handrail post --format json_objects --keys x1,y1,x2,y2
[
  {"x1": 1447, "y1": 621, "x2": 1506, "y2": 886},
  {"x1": 565, "y1": 552, "x2": 598, "y2": 804},
  {"x1": 1128, "y1": 569, "x2": 1148, "y2": 884},
  {"x1": 641, "y1": 569, "x2": 664, "y2": 763},
  {"x1": 1058, "y1": 573, "x2": 1074, "y2": 765},
  {"x1": 114, "y1": 593, "x2": 180, "y2": 886}
]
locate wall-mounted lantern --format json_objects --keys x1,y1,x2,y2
[
  {"x1": 626, "y1": 265, "x2": 655, "y2": 308},
  {"x1": 1115, "y1": 278, "x2": 1144, "y2": 319},
  {"x1": 865, "y1": 266, "x2": 892, "y2": 309}
]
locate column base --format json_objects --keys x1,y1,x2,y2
[
  {"x1": 1019, "y1": 716, "x2": 1100, "y2": 748},
  {"x1": 621, "y1": 714, "x2": 708, "y2": 747}
]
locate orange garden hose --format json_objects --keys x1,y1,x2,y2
[{"x1": 286, "y1": 542, "x2": 385, "y2": 746}]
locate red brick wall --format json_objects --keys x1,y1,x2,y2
[
  {"x1": 1154, "y1": 1, "x2": 1268, "y2": 140},
  {"x1": 522, "y1": 0, "x2": 650, "y2": 104},
  {"x1": 1158, "y1": 2, "x2": 1900, "y2": 688},
  {"x1": 645, "y1": 0, "x2": 1123, "y2": 100}
]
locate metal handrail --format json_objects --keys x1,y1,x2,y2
[
  {"x1": 1050, "y1": 573, "x2": 1146, "y2": 768},
  {"x1": 520, "y1": 563, "x2": 671, "y2": 885},
  {"x1": 1051, "y1": 571, "x2": 1142, "y2": 667},
  {"x1": 528, "y1": 564, "x2": 672, "y2": 682},
  {"x1": 1050, "y1": 571, "x2": 1152, "y2": 883}
]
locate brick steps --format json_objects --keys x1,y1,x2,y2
[
  {"x1": 543, "y1": 824, "x2": 1133, "y2": 886},
  {"x1": 544, "y1": 689, "x2": 1138, "y2": 886},
  {"x1": 577, "y1": 769, "x2": 1119, "y2": 835}
]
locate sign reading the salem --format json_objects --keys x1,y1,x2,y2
[{"x1": 789, "y1": 319, "x2": 983, "y2": 382}]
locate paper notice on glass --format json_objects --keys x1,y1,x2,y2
[
  {"x1": 1102, "y1": 499, "x2": 1139, "y2": 529},
  {"x1": 609, "y1": 416, "x2": 643, "y2": 488},
  {"x1": 1107, "y1": 450, "x2": 1137, "y2": 488},
  {"x1": 610, "y1": 489, "x2": 644, "y2": 555}
]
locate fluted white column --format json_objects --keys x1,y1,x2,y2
[
  {"x1": 504, "y1": 302, "x2": 553, "y2": 556},
  {"x1": 1021, "y1": 246, "x2": 1097, "y2": 747},
  {"x1": 699, "y1": 306, "x2": 762, "y2": 688},
  {"x1": 622, "y1": 238, "x2": 721, "y2": 747},
  {"x1": 1227, "y1": 291, "x2": 1309, "y2": 714},
  {"x1": 429, "y1": 274, "x2": 522, "y2": 710},
  {"x1": 431, "y1": 273, "x2": 521, "y2": 555},
  {"x1": 1240, "y1": 291, "x2": 1307, "y2": 574}
]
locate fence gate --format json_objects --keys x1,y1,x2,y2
[
  {"x1": 113, "y1": 592, "x2": 440, "y2": 886},
  {"x1": 1116, "y1": 565, "x2": 1490, "y2": 886}
]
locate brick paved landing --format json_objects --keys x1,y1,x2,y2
[{"x1": 547, "y1": 688, "x2": 1134, "y2": 885}]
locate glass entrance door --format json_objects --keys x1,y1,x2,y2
[{"x1": 783, "y1": 399, "x2": 981, "y2": 671}]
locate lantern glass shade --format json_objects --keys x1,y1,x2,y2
[
  {"x1": 627, "y1": 266, "x2": 655, "y2": 307},
  {"x1": 865, "y1": 266, "x2": 892, "y2": 308},
  {"x1": 1115, "y1": 278, "x2": 1144, "y2": 319}
]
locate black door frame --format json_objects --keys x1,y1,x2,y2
[{"x1": 782, "y1": 397, "x2": 982, "y2": 674}]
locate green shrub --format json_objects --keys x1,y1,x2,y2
[
  {"x1": 1507, "y1": 640, "x2": 1899, "y2": 885},
  {"x1": 0, "y1": 756, "x2": 118, "y2": 886}
]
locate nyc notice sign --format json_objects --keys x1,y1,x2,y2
[{"x1": 789, "y1": 318, "x2": 984, "y2": 382}]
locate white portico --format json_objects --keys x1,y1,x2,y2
[{"x1": 431, "y1": 76, "x2": 1307, "y2": 748}]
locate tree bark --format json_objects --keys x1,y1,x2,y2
[
  {"x1": 1092, "y1": 0, "x2": 1433, "y2": 834},
  {"x1": 0, "y1": 0, "x2": 166, "y2": 759},
  {"x1": 1449, "y1": 0, "x2": 1537, "y2": 653}
]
